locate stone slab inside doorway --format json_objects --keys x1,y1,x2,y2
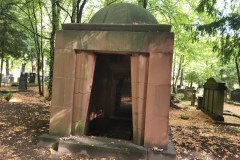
[{"x1": 38, "y1": 134, "x2": 176, "y2": 160}]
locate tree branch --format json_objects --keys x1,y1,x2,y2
[{"x1": 55, "y1": 1, "x2": 72, "y2": 20}]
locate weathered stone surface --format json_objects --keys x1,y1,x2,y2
[
  {"x1": 55, "y1": 31, "x2": 174, "y2": 54},
  {"x1": 58, "y1": 136, "x2": 147, "y2": 160},
  {"x1": 49, "y1": 107, "x2": 72, "y2": 136},
  {"x1": 18, "y1": 73, "x2": 28, "y2": 91},
  {"x1": 144, "y1": 52, "x2": 172, "y2": 148},
  {"x1": 49, "y1": 2, "x2": 174, "y2": 150},
  {"x1": 231, "y1": 89, "x2": 240, "y2": 102},
  {"x1": 38, "y1": 134, "x2": 176, "y2": 160},
  {"x1": 89, "y1": 3, "x2": 158, "y2": 24},
  {"x1": 147, "y1": 141, "x2": 176, "y2": 160},
  {"x1": 62, "y1": 24, "x2": 172, "y2": 32},
  {"x1": 38, "y1": 134, "x2": 59, "y2": 150},
  {"x1": 202, "y1": 77, "x2": 226, "y2": 121},
  {"x1": 131, "y1": 54, "x2": 148, "y2": 145}
]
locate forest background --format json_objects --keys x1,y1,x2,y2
[{"x1": 0, "y1": 0, "x2": 239, "y2": 98}]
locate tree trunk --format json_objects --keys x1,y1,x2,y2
[
  {"x1": 0, "y1": 42, "x2": 5, "y2": 87},
  {"x1": 48, "y1": 0, "x2": 61, "y2": 99},
  {"x1": 190, "y1": 81, "x2": 193, "y2": 88},
  {"x1": 173, "y1": 55, "x2": 184, "y2": 93},
  {"x1": 32, "y1": 1, "x2": 43, "y2": 96},
  {"x1": 172, "y1": 54, "x2": 176, "y2": 93},
  {"x1": 39, "y1": 0, "x2": 44, "y2": 96},
  {"x1": 180, "y1": 68, "x2": 184, "y2": 86},
  {"x1": 138, "y1": 0, "x2": 148, "y2": 8},
  {"x1": 6, "y1": 58, "x2": 9, "y2": 75},
  {"x1": 21, "y1": 63, "x2": 26, "y2": 74},
  {"x1": 143, "y1": 0, "x2": 148, "y2": 8},
  {"x1": 36, "y1": 49, "x2": 42, "y2": 95},
  {"x1": 235, "y1": 57, "x2": 240, "y2": 88},
  {"x1": 31, "y1": 59, "x2": 36, "y2": 73},
  {"x1": 76, "y1": 0, "x2": 87, "y2": 23},
  {"x1": 71, "y1": 0, "x2": 77, "y2": 23}
]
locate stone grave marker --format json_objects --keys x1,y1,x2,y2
[
  {"x1": 230, "y1": 89, "x2": 240, "y2": 102},
  {"x1": 202, "y1": 77, "x2": 226, "y2": 121},
  {"x1": 19, "y1": 73, "x2": 28, "y2": 91},
  {"x1": 29, "y1": 73, "x2": 36, "y2": 83}
]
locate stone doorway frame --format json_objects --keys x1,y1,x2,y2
[{"x1": 49, "y1": 24, "x2": 174, "y2": 148}]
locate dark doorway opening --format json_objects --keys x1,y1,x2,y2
[{"x1": 86, "y1": 53, "x2": 132, "y2": 140}]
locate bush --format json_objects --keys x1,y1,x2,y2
[
  {"x1": 175, "y1": 93, "x2": 185, "y2": 101},
  {"x1": 28, "y1": 83, "x2": 38, "y2": 87},
  {"x1": 0, "y1": 94, "x2": 4, "y2": 101},
  {"x1": 177, "y1": 89, "x2": 194, "y2": 100},
  {"x1": 11, "y1": 82, "x2": 38, "y2": 87},
  {"x1": 180, "y1": 114, "x2": 190, "y2": 120},
  {"x1": 4, "y1": 92, "x2": 13, "y2": 102},
  {"x1": 11, "y1": 82, "x2": 19, "y2": 87}
]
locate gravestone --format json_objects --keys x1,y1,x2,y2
[
  {"x1": 197, "y1": 96, "x2": 203, "y2": 109},
  {"x1": 230, "y1": 89, "x2": 240, "y2": 102},
  {"x1": 9, "y1": 77, "x2": 14, "y2": 83},
  {"x1": 19, "y1": 73, "x2": 28, "y2": 91},
  {"x1": 202, "y1": 77, "x2": 226, "y2": 121},
  {"x1": 29, "y1": 73, "x2": 36, "y2": 83}
]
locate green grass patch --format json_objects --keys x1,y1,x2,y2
[{"x1": 180, "y1": 114, "x2": 190, "y2": 120}]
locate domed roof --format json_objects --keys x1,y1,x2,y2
[{"x1": 89, "y1": 3, "x2": 158, "y2": 24}]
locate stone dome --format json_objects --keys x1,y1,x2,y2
[{"x1": 89, "y1": 3, "x2": 158, "y2": 24}]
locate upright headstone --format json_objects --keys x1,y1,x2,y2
[
  {"x1": 9, "y1": 77, "x2": 14, "y2": 83},
  {"x1": 202, "y1": 77, "x2": 226, "y2": 121},
  {"x1": 197, "y1": 96, "x2": 203, "y2": 109},
  {"x1": 19, "y1": 73, "x2": 28, "y2": 91},
  {"x1": 29, "y1": 73, "x2": 36, "y2": 83},
  {"x1": 230, "y1": 89, "x2": 240, "y2": 102}
]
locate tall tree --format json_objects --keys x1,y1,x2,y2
[
  {"x1": 138, "y1": 0, "x2": 148, "y2": 8},
  {"x1": 23, "y1": 0, "x2": 45, "y2": 95},
  {"x1": 196, "y1": 0, "x2": 240, "y2": 86},
  {"x1": 56, "y1": 0, "x2": 88, "y2": 23},
  {"x1": 0, "y1": 1, "x2": 28, "y2": 86},
  {"x1": 48, "y1": 0, "x2": 61, "y2": 99},
  {"x1": 9, "y1": 0, "x2": 51, "y2": 95}
]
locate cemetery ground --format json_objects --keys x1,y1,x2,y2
[{"x1": 0, "y1": 87, "x2": 239, "y2": 160}]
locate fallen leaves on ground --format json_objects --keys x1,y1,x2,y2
[
  {"x1": 170, "y1": 101, "x2": 240, "y2": 160},
  {"x1": 1, "y1": 87, "x2": 239, "y2": 159},
  {"x1": 0, "y1": 87, "x2": 89, "y2": 160}
]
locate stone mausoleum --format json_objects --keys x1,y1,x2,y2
[{"x1": 48, "y1": 3, "x2": 174, "y2": 156}]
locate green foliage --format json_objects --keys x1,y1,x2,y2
[
  {"x1": 1, "y1": 0, "x2": 238, "y2": 96},
  {"x1": 219, "y1": 62, "x2": 238, "y2": 89},
  {"x1": 195, "y1": 0, "x2": 240, "y2": 66},
  {"x1": 196, "y1": 0, "x2": 218, "y2": 16},
  {"x1": 11, "y1": 82, "x2": 38, "y2": 87},
  {"x1": 3, "y1": 92, "x2": 13, "y2": 102},
  {"x1": 180, "y1": 114, "x2": 190, "y2": 120},
  {"x1": 178, "y1": 89, "x2": 193, "y2": 101},
  {"x1": 103, "y1": 0, "x2": 123, "y2": 6},
  {"x1": 74, "y1": 121, "x2": 83, "y2": 135},
  {"x1": 185, "y1": 71, "x2": 199, "y2": 84},
  {"x1": 11, "y1": 82, "x2": 19, "y2": 87},
  {"x1": 175, "y1": 93, "x2": 185, "y2": 101},
  {"x1": 0, "y1": 1, "x2": 29, "y2": 59},
  {"x1": 28, "y1": 83, "x2": 38, "y2": 87}
]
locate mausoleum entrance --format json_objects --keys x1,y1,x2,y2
[
  {"x1": 49, "y1": 3, "x2": 174, "y2": 148},
  {"x1": 86, "y1": 53, "x2": 133, "y2": 140}
]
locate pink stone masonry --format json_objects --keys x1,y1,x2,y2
[{"x1": 50, "y1": 27, "x2": 174, "y2": 148}]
